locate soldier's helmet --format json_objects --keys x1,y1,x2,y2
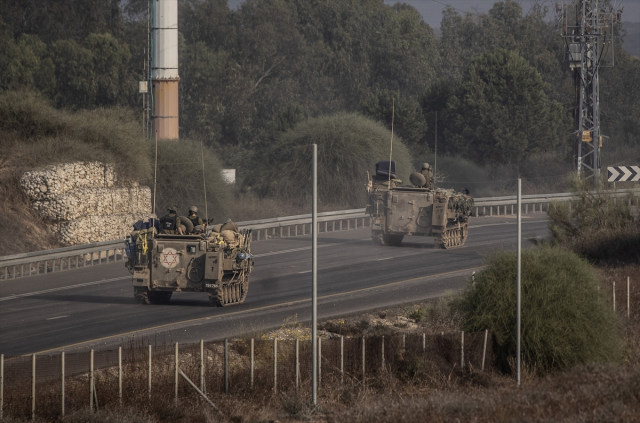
[
  {"x1": 422, "y1": 163, "x2": 431, "y2": 170},
  {"x1": 168, "y1": 205, "x2": 178, "y2": 213},
  {"x1": 189, "y1": 206, "x2": 198, "y2": 214}
]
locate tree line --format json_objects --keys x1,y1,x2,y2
[{"x1": 1, "y1": 0, "x2": 639, "y2": 173}]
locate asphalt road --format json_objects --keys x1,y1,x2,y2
[{"x1": 0, "y1": 215, "x2": 549, "y2": 357}]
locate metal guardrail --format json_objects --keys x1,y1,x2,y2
[{"x1": 2, "y1": 190, "x2": 639, "y2": 280}]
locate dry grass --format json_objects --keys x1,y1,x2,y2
[{"x1": 3, "y1": 263, "x2": 639, "y2": 423}]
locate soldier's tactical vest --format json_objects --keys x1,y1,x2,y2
[
  {"x1": 163, "y1": 215, "x2": 177, "y2": 231},
  {"x1": 189, "y1": 216, "x2": 200, "y2": 227}
]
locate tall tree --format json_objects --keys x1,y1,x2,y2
[{"x1": 444, "y1": 49, "x2": 568, "y2": 166}]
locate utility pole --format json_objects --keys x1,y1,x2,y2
[{"x1": 560, "y1": 0, "x2": 620, "y2": 186}]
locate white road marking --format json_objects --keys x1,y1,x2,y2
[
  {"x1": 376, "y1": 257, "x2": 394, "y2": 261},
  {"x1": 46, "y1": 315, "x2": 69, "y2": 320},
  {"x1": 298, "y1": 270, "x2": 312, "y2": 274},
  {"x1": 0, "y1": 276, "x2": 130, "y2": 302}
]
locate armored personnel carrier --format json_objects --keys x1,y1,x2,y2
[
  {"x1": 366, "y1": 161, "x2": 473, "y2": 248},
  {"x1": 125, "y1": 218, "x2": 253, "y2": 306}
]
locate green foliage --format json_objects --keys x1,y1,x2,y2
[
  {"x1": 0, "y1": 30, "x2": 55, "y2": 95},
  {"x1": 51, "y1": 33, "x2": 133, "y2": 108},
  {"x1": 0, "y1": 90, "x2": 151, "y2": 183},
  {"x1": 246, "y1": 113, "x2": 412, "y2": 208},
  {"x1": 154, "y1": 140, "x2": 232, "y2": 222},
  {"x1": 457, "y1": 245, "x2": 622, "y2": 373},
  {"x1": 361, "y1": 89, "x2": 428, "y2": 153},
  {"x1": 444, "y1": 49, "x2": 568, "y2": 165},
  {"x1": 548, "y1": 176, "x2": 640, "y2": 264}
]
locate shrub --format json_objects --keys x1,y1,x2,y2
[
  {"x1": 0, "y1": 90, "x2": 151, "y2": 183},
  {"x1": 245, "y1": 113, "x2": 413, "y2": 208},
  {"x1": 548, "y1": 175, "x2": 640, "y2": 264},
  {"x1": 153, "y1": 140, "x2": 232, "y2": 222},
  {"x1": 456, "y1": 245, "x2": 621, "y2": 374}
]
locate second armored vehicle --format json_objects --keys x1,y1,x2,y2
[{"x1": 366, "y1": 161, "x2": 473, "y2": 248}]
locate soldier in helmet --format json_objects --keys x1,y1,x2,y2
[
  {"x1": 159, "y1": 205, "x2": 184, "y2": 235},
  {"x1": 187, "y1": 206, "x2": 204, "y2": 234},
  {"x1": 421, "y1": 163, "x2": 433, "y2": 189}
]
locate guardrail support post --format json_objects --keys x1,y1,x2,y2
[{"x1": 250, "y1": 339, "x2": 254, "y2": 389}]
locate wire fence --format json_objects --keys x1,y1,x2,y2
[{"x1": 1, "y1": 331, "x2": 492, "y2": 420}]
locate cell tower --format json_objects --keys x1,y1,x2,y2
[{"x1": 559, "y1": 0, "x2": 621, "y2": 184}]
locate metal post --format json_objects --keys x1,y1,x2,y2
[
  {"x1": 148, "y1": 345, "x2": 152, "y2": 402},
  {"x1": 295, "y1": 338, "x2": 300, "y2": 390},
  {"x1": 482, "y1": 329, "x2": 488, "y2": 371},
  {"x1": 224, "y1": 339, "x2": 229, "y2": 394},
  {"x1": 340, "y1": 336, "x2": 344, "y2": 384},
  {"x1": 362, "y1": 337, "x2": 366, "y2": 383},
  {"x1": 250, "y1": 339, "x2": 254, "y2": 389},
  {"x1": 402, "y1": 335, "x2": 405, "y2": 352},
  {"x1": 174, "y1": 343, "x2": 178, "y2": 405},
  {"x1": 200, "y1": 340, "x2": 205, "y2": 394},
  {"x1": 32, "y1": 353, "x2": 35, "y2": 420},
  {"x1": 118, "y1": 347, "x2": 122, "y2": 406},
  {"x1": 89, "y1": 350, "x2": 94, "y2": 412},
  {"x1": 628, "y1": 277, "x2": 631, "y2": 318},
  {"x1": 381, "y1": 336, "x2": 385, "y2": 370},
  {"x1": 1, "y1": 354, "x2": 4, "y2": 420},
  {"x1": 318, "y1": 337, "x2": 321, "y2": 389},
  {"x1": 273, "y1": 338, "x2": 277, "y2": 394},
  {"x1": 516, "y1": 178, "x2": 522, "y2": 386},
  {"x1": 312, "y1": 143, "x2": 318, "y2": 405},
  {"x1": 613, "y1": 281, "x2": 616, "y2": 312},
  {"x1": 61, "y1": 352, "x2": 64, "y2": 417},
  {"x1": 461, "y1": 331, "x2": 465, "y2": 369},
  {"x1": 423, "y1": 333, "x2": 426, "y2": 353}
]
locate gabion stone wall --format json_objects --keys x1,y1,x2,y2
[{"x1": 20, "y1": 162, "x2": 151, "y2": 245}]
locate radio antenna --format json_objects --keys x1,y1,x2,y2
[{"x1": 201, "y1": 141, "x2": 208, "y2": 223}]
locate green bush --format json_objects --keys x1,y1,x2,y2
[
  {"x1": 246, "y1": 113, "x2": 413, "y2": 208},
  {"x1": 457, "y1": 245, "x2": 621, "y2": 374},
  {"x1": 0, "y1": 90, "x2": 151, "y2": 183},
  {"x1": 548, "y1": 176, "x2": 640, "y2": 264},
  {"x1": 154, "y1": 140, "x2": 232, "y2": 222}
]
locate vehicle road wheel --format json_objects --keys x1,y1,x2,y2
[
  {"x1": 383, "y1": 234, "x2": 404, "y2": 246},
  {"x1": 134, "y1": 288, "x2": 152, "y2": 304}
]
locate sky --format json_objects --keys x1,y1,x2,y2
[
  {"x1": 381, "y1": 0, "x2": 639, "y2": 28},
  {"x1": 228, "y1": 0, "x2": 640, "y2": 28}
]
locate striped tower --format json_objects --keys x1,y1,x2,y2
[{"x1": 152, "y1": 0, "x2": 179, "y2": 140}]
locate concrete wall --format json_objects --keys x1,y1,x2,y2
[{"x1": 21, "y1": 162, "x2": 151, "y2": 245}]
